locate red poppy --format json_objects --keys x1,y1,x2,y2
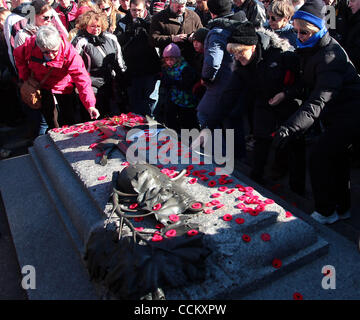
[
  {"x1": 169, "y1": 214, "x2": 179, "y2": 222},
  {"x1": 223, "y1": 214, "x2": 233, "y2": 221},
  {"x1": 242, "y1": 234, "x2": 251, "y2": 242},
  {"x1": 129, "y1": 203, "x2": 138, "y2": 209},
  {"x1": 135, "y1": 227, "x2": 144, "y2": 231},
  {"x1": 235, "y1": 203, "x2": 246, "y2": 209},
  {"x1": 157, "y1": 164, "x2": 164, "y2": 169},
  {"x1": 293, "y1": 292, "x2": 303, "y2": 300},
  {"x1": 218, "y1": 186, "x2": 228, "y2": 192},
  {"x1": 97, "y1": 175, "x2": 106, "y2": 181},
  {"x1": 235, "y1": 218, "x2": 245, "y2": 224},
  {"x1": 165, "y1": 229, "x2": 177, "y2": 238},
  {"x1": 208, "y1": 180, "x2": 217, "y2": 187},
  {"x1": 155, "y1": 223, "x2": 165, "y2": 229},
  {"x1": 204, "y1": 209, "x2": 214, "y2": 214},
  {"x1": 191, "y1": 202, "x2": 202, "y2": 209},
  {"x1": 272, "y1": 258, "x2": 282, "y2": 269},
  {"x1": 211, "y1": 199, "x2": 221, "y2": 205},
  {"x1": 211, "y1": 193, "x2": 221, "y2": 198},
  {"x1": 152, "y1": 234, "x2": 163, "y2": 242},
  {"x1": 208, "y1": 172, "x2": 216, "y2": 176},
  {"x1": 134, "y1": 217, "x2": 144, "y2": 222},
  {"x1": 245, "y1": 186, "x2": 254, "y2": 192},
  {"x1": 189, "y1": 178, "x2": 197, "y2": 184},
  {"x1": 261, "y1": 233, "x2": 271, "y2": 242},
  {"x1": 153, "y1": 203, "x2": 162, "y2": 211},
  {"x1": 89, "y1": 143, "x2": 98, "y2": 149},
  {"x1": 199, "y1": 161, "x2": 205, "y2": 165},
  {"x1": 205, "y1": 202, "x2": 213, "y2": 207},
  {"x1": 249, "y1": 209, "x2": 259, "y2": 216},
  {"x1": 285, "y1": 211, "x2": 293, "y2": 218},
  {"x1": 201, "y1": 176, "x2": 209, "y2": 181},
  {"x1": 265, "y1": 199, "x2": 275, "y2": 204},
  {"x1": 226, "y1": 189, "x2": 235, "y2": 194},
  {"x1": 215, "y1": 204, "x2": 225, "y2": 209},
  {"x1": 187, "y1": 229, "x2": 199, "y2": 236}
]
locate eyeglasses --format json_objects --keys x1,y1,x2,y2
[
  {"x1": 102, "y1": 7, "x2": 111, "y2": 12},
  {"x1": 42, "y1": 15, "x2": 53, "y2": 21},
  {"x1": 293, "y1": 28, "x2": 310, "y2": 36}
]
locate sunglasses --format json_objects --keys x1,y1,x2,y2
[
  {"x1": 293, "y1": 29, "x2": 310, "y2": 36},
  {"x1": 42, "y1": 15, "x2": 53, "y2": 21},
  {"x1": 268, "y1": 15, "x2": 281, "y2": 22},
  {"x1": 102, "y1": 7, "x2": 111, "y2": 11}
]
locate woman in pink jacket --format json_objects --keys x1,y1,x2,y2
[{"x1": 13, "y1": 25, "x2": 100, "y2": 128}]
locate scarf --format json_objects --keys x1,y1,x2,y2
[{"x1": 296, "y1": 26, "x2": 328, "y2": 48}]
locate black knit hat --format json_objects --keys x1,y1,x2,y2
[
  {"x1": 193, "y1": 27, "x2": 209, "y2": 43},
  {"x1": 207, "y1": 0, "x2": 232, "y2": 17},
  {"x1": 31, "y1": 0, "x2": 48, "y2": 14},
  {"x1": 292, "y1": 0, "x2": 326, "y2": 29},
  {"x1": 228, "y1": 22, "x2": 258, "y2": 46}
]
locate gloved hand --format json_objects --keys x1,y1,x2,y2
[{"x1": 272, "y1": 126, "x2": 293, "y2": 149}]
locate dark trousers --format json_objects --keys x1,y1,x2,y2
[
  {"x1": 127, "y1": 74, "x2": 158, "y2": 117},
  {"x1": 309, "y1": 119, "x2": 360, "y2": 216},
  {"x1": 41, "y1": 89, "x2": 77, "y2": 128},
  {"x1": 251, "y1": 101, "x2": 306, "y2": 193},
  {"x1": 165, "y1": 101, "x2": 199, "y2": 132}
]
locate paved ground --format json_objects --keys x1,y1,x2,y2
[{"x1": 1, "y1": 121, "x2": 359, "y2": 300}]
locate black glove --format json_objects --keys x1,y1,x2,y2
[{"x1": 272, "y1": 126, "x2": 293, "y2": 149}]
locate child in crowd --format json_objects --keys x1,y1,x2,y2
[
  {"x1": 191, "y1": 27, "x2": 208, "y2": 101},
  {"x1": 161, "y1": 43, "x2": 199, "y2": 132}
]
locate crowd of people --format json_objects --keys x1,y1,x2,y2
[{"x1": 1, "y1": 0, "x2": 360, "y2": 225}]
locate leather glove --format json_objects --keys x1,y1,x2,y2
[{"x1": 272, "y1": 126, "x2": 293, "y2": 149}]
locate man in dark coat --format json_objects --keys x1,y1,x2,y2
[
  {"x1": 116, "y1": 0, "x2": 161, "y2": 116},
  {"x1": 272, "y1": 0, "x2": 360, "y2": 224},
  {"x1": 150, "y1": 0, "x2": 202, "y2": 68}
]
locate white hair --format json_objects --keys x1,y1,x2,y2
[{"x1": 36, "y1": 25, "x2": 62, "y2": 50}]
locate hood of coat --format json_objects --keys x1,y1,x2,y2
[
  {"x1": 256, "y1": 27, "x2": 294, "y2": 53},
  {"x1": 207, "y1": 10, "x2": 248, "y2": 30},
  {"x1": 22, "y1": 24, "x2": 38, "y2": 37}
]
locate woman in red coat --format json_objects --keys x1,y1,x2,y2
[{"x1": 13, "y1": 25, "x2": 100, "y2": 128}]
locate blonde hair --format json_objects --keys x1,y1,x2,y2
[
  {"x1": 267, "y1": 0, "x2": 294, "y2": 19},
  {"x1": 76, "y1": 10, "x2": 109, "y2": 32},
  {"x1": 294, "y1": 18, "x2": 320, "y2": 33},
  {"x1": 226, "y1": 43, "x2": 254, "y2": 55},
  {"x1": 96, "y1": 0, "x2": 118, "y2": 33}
]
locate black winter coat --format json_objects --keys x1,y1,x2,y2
[
  {"x1": 343, "y1": 10, "x2": 360, "y2": 73},
  {"x1": 233, "y1": 0, "x2": 266, "y2": 28},
  {"x1": 116, "y1": 11, "x2": 161, "y2": 76},
  {"x1": 285, "y1": 32, "x2": 360, "y2": 133},
  {"x1": 72, "y1": 31, "x2": 126, "y2": 93},
  {"x1": 221, "y1": 29, "x2": 300, "y2": 121}
]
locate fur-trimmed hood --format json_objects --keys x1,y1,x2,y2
[{"x1": 256, "y1": 27, "x2": 295, "y2": 52}]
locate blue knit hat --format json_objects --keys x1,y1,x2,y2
[{"x1": 292, "y1": 0, "x2": 326, "y2": 29}]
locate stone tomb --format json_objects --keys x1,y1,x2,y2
[{"x1": 1, "y1": 117, "x2": 328, "y2": 299}]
